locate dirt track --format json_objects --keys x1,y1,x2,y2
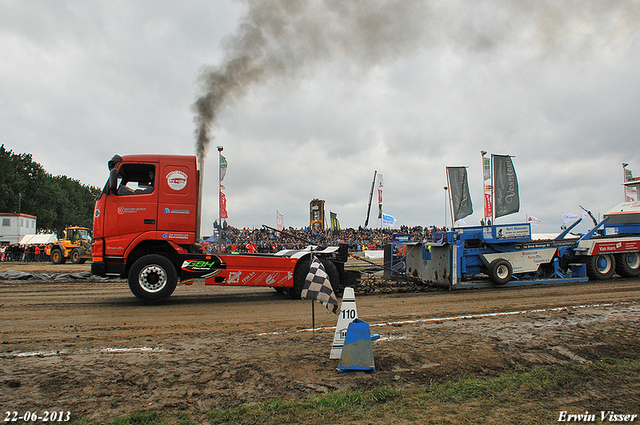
[{"x1": 1, "y1": 262, "x2": 640, "y2": 422}]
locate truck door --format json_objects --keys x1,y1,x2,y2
[
  {"x1": 102, "y1": 163, "x2": 158, "y2": 256},
  {"x1": 155, "y1": 161, "x2": 198, "y2": 239}
]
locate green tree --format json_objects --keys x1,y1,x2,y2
[{"x1": 0, "y1": 144, "x2": 100, "y2": 236}]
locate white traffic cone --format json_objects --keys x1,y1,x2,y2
[{"x1": 329, "y1": 287, "x2": 358, "y2": 359}]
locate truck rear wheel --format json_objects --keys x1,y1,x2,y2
[
  {"x1": 584, "y1": 254, "x2": 615, "y2": 280},
  {"x1": 128, "y1": 254, "x2": 177, "y2": 302},
  {"x1": 615, "y1": 252, "x2": 640, "y2": 277},
  {"x1": 51, "y1": 248, "x2": 65, "y2": 264},
  {"x1": 289, "y1": 257, "x2": 340, "y2": 300},
  {"x1": 290, "y1": 257, "x2": 310, "y2": 299},
  {"x1": 488, "y1": 259, "x2": 512, "y2": 285},
  {"x1": 320, "y1": 258, "x2": 340, "y2": 295}
]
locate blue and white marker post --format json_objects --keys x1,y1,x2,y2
[{"x1": 329, "y1": 287, "x2": 358, "y2": 359}]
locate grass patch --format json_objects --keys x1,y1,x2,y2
[
  {"x1": 207, "y1": 384, "x2": 401, "y2": 424},
  {"x1": 422, "y1": 357, "x2": 640, "y2": 405},
  {"x1": 74, "y1": 357, "x2": 640, "y2": 425},
  {"x1": 109, "y1": 412, "x2": 160, "y2": 425}
]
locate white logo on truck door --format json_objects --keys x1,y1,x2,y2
[{"x1": 166, "y1": 170, "x2": 188, "y2": 191}]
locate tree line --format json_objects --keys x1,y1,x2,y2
[{"x1": 0, "y1": 144, "x2": 101, "y2": 237}]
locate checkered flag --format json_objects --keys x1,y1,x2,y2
[{"x1": 302, "y1": 256, "x2": 339, "y2": 314}]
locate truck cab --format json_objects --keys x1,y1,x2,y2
[{"x1": 92, "y1": 154, "x2": 200, "y2": 282}]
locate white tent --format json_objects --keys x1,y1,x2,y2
[{"x1": 19, "y1": 234, "x2": 58, "y2": 245}]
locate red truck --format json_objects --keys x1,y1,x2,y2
[{"x1": 91, "y1": 154, "x2": 349, "y2": 302}]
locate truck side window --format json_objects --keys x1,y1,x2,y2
[{"x1": 116, "y1": 164, "x2": 156, "y2": 196}]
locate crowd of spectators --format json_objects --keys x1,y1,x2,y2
[
  {"x1": 1, "y1": 225, "x2": 448, "y2": 261},
  {"x1": 203, "y1": 225, "x2": 446, "y2": 254},
  {"x1": 0, "y1": 244, "x2": 51, "y2": 262}
]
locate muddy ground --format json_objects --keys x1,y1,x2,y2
[{"x1": 1, "y1": 261, "x2": 639, "y2": 423}]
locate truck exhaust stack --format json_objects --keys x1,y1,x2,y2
[{"x1": 196, "y1": 156, "x2": 203, "y2": 244}]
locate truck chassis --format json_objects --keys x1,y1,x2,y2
[{"x1": 96, "y1": 244, "x2": 351, "y2": 302}]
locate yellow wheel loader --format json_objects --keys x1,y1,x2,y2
[{"x1": 51, "y1": 226, "x2": 92, "y2": 264}]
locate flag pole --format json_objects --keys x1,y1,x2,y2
[
  {"x1": 310, "y1": 246, "x2": 315, "y2": 340},
  {"x1": 364, "y1": 171, "x2": 377, "y2": 228},
  {"x1": 443, "y1": 185, "x2": 448, "y2": 229},
  {"x1": 490, "y1": 154, "x2": 495, "y2": 225},
  {"x1": 481, "y1": 151, "x2": 486, "y2": 222},
  {"x1": 217, "y1": 146, "x2": 223, "y2": 238},
  {"x1": 311, "y1": 296, "x2": 315, "y2": 340},
  {"x1": 481, "y1": 151, "x2": 489, "y2": 226}
]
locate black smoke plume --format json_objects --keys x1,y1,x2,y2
[{"x1": 193, "y1": 0, "x2": 639, "y2": 163}]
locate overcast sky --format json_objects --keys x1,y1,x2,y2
[{"x1": 2, "y1": 0, "x2": 640, "y2": 235}]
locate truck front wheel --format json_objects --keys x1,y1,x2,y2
[
  {"x1": 615, "y1": 252, "x2": 640, "y2": 277},
  {"x1": 584, "y1": 254, "x2": 615, "y2": 280},
  {"x1": 128, "y1": 254, "x2": 178, "y2": 302}
]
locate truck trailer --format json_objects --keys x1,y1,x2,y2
[
  {"x1": 401, "y1": 181, "x2": 640, "y2": 288},
  {"x1": 91, "y1": 154, "x2": 349, "y2": 302}
]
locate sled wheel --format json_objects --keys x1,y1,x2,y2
[
  {"x1": 584, "y1": 254, "x2": 615, "y2": 280},
  {"x1": 488, "y1": 259, "x2": 512, "y2": 285},
  {"x1": 128, "y1": 254, "x2": 177, "y2": 302},
  {"x1": 614, "y1": 252, "x2": 640, "y2": 277}
]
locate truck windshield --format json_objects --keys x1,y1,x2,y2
[{"x1": 116, "y1": 164, "x2": 156, "y2": 195}]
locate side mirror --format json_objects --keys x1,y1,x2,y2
[{"x1": 109, "y1": 168, "x2": 118, "y2": 193}]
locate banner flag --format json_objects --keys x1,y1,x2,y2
[
  {"x1": 562, "y1": 212, "x2": 579, "y2": 224},
  {"x1": 482, "y1": 153, "x2": 492, "y2": 220},
  {"x1": 446, "y1": 166, "x2": 473, "y2": 222},
  {"x1": 382, "y1": 213, "x2": 396, "y2": 227},
  {"x1": 377, "y1": 173, "x2": 383, "y2": 219},
  {"x1": 330, "y1": 211, "x2": 340, "y2": 234},
  {"x1": 220, "y1": 155, "x2": 228, "y2": 182},
  {"x1": 484, "y1": 193, "x2": 492, "y2": 219},
  {"x1": 483, "y1": 156, "x2": 491, "y2": 181},
  {"x1": 526, "y1": 215, "x2": 542, "y2": 226},
  {"x1": 624, "y1": 166, "x2": 637, "y2": 202},
  {"x1": 277, "y1": 210, "x2": 284, "y2": 233},
  {"x1": 493, "y1": 155, "x2": 519, "y2": 218},
  {"x1": 220, "y1": 191, "x2": 228, "y2": 219}
]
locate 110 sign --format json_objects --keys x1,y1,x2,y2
[{"x1": 341, "y1": 309, "x2": 356, "y2": 319}]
